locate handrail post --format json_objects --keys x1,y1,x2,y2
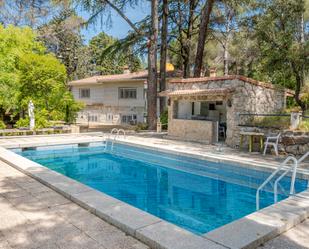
[
  {"x1": 289, "y1": 160, "x2": 298, "y2": 195},
  {"x1": 256, "y1": 156, "x2": 297, "y2": 210},
  {"x1": 298, "y1": 151, "x2": 309, "y2": 164}
]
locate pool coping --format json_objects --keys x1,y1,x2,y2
[
  {"x1": 112, "y1": 139, "x2": 309, "y2": 181},
  {"x1": 0, "y1": 139, "x2": 308, "y2": 249}
]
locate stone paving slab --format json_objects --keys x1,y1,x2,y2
[{"x1": 259, "y1": 219, "x2": 309, "y2": 249}]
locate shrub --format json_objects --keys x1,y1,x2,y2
[
  {"x1": 299, "y1": 119, "x2": 309, "y2": 131},
  {"x1": 0, "y1": 120, "x2": 6, "y2": 129},
  {"x1": 15, "y1": 117, "x2": 29, "y2": 128},
  {"x1": 134, "y1": 122, "x2": 148, "y2": 132},
  {"x1": 15, "y1": 110, "x2": 51, "y2": 129},
  {"x1": 160, "y1": 108, "x2": 168, "y2": 130}
]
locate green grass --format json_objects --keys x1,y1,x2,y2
[{"x1": 299, "y1": 119, "x2": 309, "y2": 131}]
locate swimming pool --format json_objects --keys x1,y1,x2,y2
[{"x1": 13, "y1": 143, "x2": 308, "y2": 235}]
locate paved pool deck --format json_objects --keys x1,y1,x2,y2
[{"x1": 0, "y1": 133, "x2": 309, "y2": 249}]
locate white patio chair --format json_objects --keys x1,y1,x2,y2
[{"x1": 263, "y1": 133, "x2": 281, "y2": 156}]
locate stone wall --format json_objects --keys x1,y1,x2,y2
[
  {"x1": 281, "y1": 131, "x2": 309, "y2": 155},
  {"x1": 226, "y1": 81, "x2": 286, "y2": 147},
  {"x1": 238, "y1": 126, "x2": 309, "y2": 155}
]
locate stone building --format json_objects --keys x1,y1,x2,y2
[{"x1": 160, "y1": 75, "x2": 293, "y2": 146}]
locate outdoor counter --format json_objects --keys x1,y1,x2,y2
[{"x1": 168, "y1": 119, "x2": 218, "y2": 144}]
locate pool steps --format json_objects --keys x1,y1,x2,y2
[
  {"x1": 257, "y1": 152, "x2": 309, "y2": 210},
  {"x1": 106, "y1": 128, "x2": 126, "y2": 151}
]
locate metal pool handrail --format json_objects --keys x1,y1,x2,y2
[
  {"x1": 110, "y1": 128, "x2": 118, "y2": 137},
  {"x1": 106, "y1": 128, "x2": 126, "y2": 151},
  {"x1": 273, "y1": 157, "x2": 298, "y2": 203},
  {"x1": 274, "y1": 152, "x2": 309, "y2": 203},
  {"x1": 256, "y1": 156, "x2": 298, "y2": 210},
  {"x1": 117, "y1": 129, "x2": 126, "y2": 139},
  {"x1": 298, "y1": 151, "x2": 309, "y2": 164}
]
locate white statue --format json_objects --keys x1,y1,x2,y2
[{"x1": 28, "y1": 100, "x2": 35, "y2": 130}]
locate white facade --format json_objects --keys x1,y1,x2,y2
[{"x1": 70, "y1": 80, "x2": 146, "y2": 125}]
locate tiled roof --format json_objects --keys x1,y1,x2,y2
[
  {"x1": 169, "y1": 75, "x2": 294, "y2": 96},
  {"x1": 68, "y1": 71, "x2": 149, "y2": 86},
  {"x1": 158, "y1": 88, "x2": 235, "y2": 97},
  {"x1": 68, "y1": 70, "x2": 183, "y2": 86}
]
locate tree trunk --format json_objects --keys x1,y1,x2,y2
[
  {"x1": 223, "y1": 44, "x2": 229, "y2": 75},
  {"x1": 223, "y1": 8, "x2": 232, "y2": 76},
  {"x1": 300, "y1": 13, "x2": 305, "y2": 44},
  {"x1": 183, "y1": 0, "x2": 197, "y2": 78},
  {"x1": 147, "y1": 0, "x2": 159, "y2": 130},
  {"x1": 291, "y1": 62, "x2": 307, "y2": 114},
  {"x1": 193, "y1": 0, "x2": 215, "y2": 77},
  {"x1": 176, "y1": 1, "x2": 187, "y2": 78},
  {"x1": 159, "y1": 0, "x2": 168, "y2": 115}
]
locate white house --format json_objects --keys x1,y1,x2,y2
[{"x1": 68, "y1": 71, "x2": 148, "y2": 125}]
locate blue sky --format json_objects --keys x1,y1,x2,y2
[{"x1": 80, "y1": 2, "x2": 150, "y2": 43}]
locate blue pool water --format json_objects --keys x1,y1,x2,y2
[{"x1": 13, "y1": 143, "x2": 308, "y2": 234}]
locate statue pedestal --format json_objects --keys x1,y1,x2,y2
[{"x1": 30, "y1": 118, "x2": 35, "y2": 130}]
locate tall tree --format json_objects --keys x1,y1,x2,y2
[
  {"x1": 253, "y1": 0, "x2": 309, "y2": 112},
  {"x1": 0, "y1": 25, "x2": 81, "y2": 125},
  {"x1": 148, "y1": 0, "x2": 159, "y2": 129},
  {"x1": 38, "y1": 8, "x2": 85, "y2": 80},
  {"x1": 0, "y1": 0, "x2": 68, "y2": 27},
  {"x1": 89, "y1": 32, "x2": 141, "y2": 75},
  {"x1": 194, "y1": 0, "x2": 215, "y2": 77},
  {"x1": 212, "y1": 0, "x2": 247, "y2": 75},
  {"x1": 168, "y1": 0, "x2": 199, "y2": 78},
  {"x1": 159, "y1": 0, "x2": 169, "y2": 114},
  {"x1": 77, "y1": 0, "x2": 159, "y2": 128}
]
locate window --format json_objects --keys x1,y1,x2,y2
[
  {"x1": 79, "y1": 88, "x2": 90, "y2": 98},
  {"x1": 191, "y1": 102, "x2": 195, "y2": 115},
  {"x1": 119, "y1": 88, "x2": 137, "y2": 99},
  {"x1": 209, "y1": 103, "x2": 216, "y2": 110},
  {"x1": 121, "y1": 114, "x2": 137, "y2": 124},
  {"x1": 89, "y1": 115, "x2": 98, "y2": 122}
]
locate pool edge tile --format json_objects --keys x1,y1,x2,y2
[
  {"x1": 70, "y1": 189, "x2": 121, "y2": 213},
  {"x1": 203, "y1": 194, "x2": 309, "y2": 249},
  {"x1": 136, "y1": 221, "x2": 227, "y2": 249},
  {"x1": 96, "y1": 202, "x2": 162, "y2": 236}
]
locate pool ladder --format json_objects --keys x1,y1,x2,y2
[
  {"x1": 256, "y1": 151, "x2": 309, "y2": 210},
  {"x1": 105, "y1": 128, "x2": 126, "y2": 151}
]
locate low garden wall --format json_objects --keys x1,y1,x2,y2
[
  {"x1": 281, "y1": 131, "x2": 309, "y2": 155},
  {"x1": 238, "y1": 126, "x2": 309, "y2": 155}
]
